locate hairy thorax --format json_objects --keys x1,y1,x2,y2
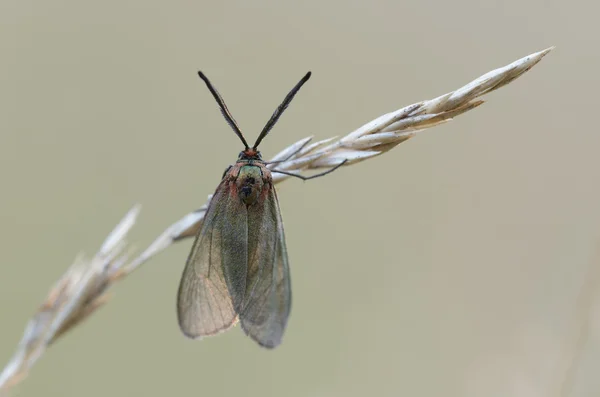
[{"x1": 234, "y1": 163, "x2": 270, "y2": 206}]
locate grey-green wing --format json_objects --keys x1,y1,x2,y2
[
  {"x1": 240, "y1": 188, "x2": 292, "y2": 348},
  {"x1": 177, "y1": 182, "x2": 249, "y2": 339}
]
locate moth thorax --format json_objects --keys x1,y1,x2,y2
[{"x1": 237, "y1": 165, "x2": 264, "y2": 206}]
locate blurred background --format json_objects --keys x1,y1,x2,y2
[{"x1": 0, "y1": 0, "x2": 596, "y2": 396}]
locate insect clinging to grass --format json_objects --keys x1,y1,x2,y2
[{"x1": 176, "y1": 71, "x2": 346, "y2": 348}]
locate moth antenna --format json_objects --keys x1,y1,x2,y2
[
  {"x1": 253, "y1": 71, "x2": 312, "y2": 150},
  {"x1": 198, "y1": 71, "x2": 250, "y2": 149}
]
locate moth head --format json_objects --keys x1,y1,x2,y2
[{"x1": 238, "y1": 149, "x2": 262, "y2": 161}]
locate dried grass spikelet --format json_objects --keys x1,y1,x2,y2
[
  {"x1": 0, "y1": 47, "x2": 553, "y2": 395},
  {"x1": 0, "y1": 206, "x2": 139, "y2": 395},
  {"x1": 130, "y1": 46, "x2": 553, "y2": 254}
]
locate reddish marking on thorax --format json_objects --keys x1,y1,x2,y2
[{"x1": 243, "y1": 148, "x2": 259, "y2": 158}]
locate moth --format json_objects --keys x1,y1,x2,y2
[{"x1": 177, "y1": 71, "x2": 345, "y2": 348}]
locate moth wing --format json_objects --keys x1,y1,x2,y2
[
  {"x1": 240, "y1": 187, "x2": 291, "y2": 348},
  {"x1": 177, "y1": 180, "x2": 249, "y2": 339}
]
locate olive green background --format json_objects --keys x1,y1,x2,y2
[{"x1": 0, "y1": 1, "x2": 597, "y2": 396}]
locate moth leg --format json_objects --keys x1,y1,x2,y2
[
  {"x1": 271, "y1": 159, "x2": 347, "y2": 181},
  {"x1": 221, "y1": 165, "x2": 233, "y2": 179}
]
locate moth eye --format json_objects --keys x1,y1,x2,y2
[{"x1": 221, "y1": 165, "x2": 232, "y2": 179}]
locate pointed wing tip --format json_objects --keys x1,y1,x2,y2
[
  {"x1": 252, "y1": 335, "x2": 281, "y2": 349},
  {"x1": 257, "y1": 340, "x2": 280, "y2": 349},
  {"x1": 177, "y1": 314, "x2": 240, "y2": 341},
  {"x1": 241, "y1": 323, "x2": 284, "y2": 349},
  {"x1": 177, "y1": 320, "x2": 205, "y2": 340},
  {"x1": 180, "y1": 330, "x2": 204, "y2": 341}
]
